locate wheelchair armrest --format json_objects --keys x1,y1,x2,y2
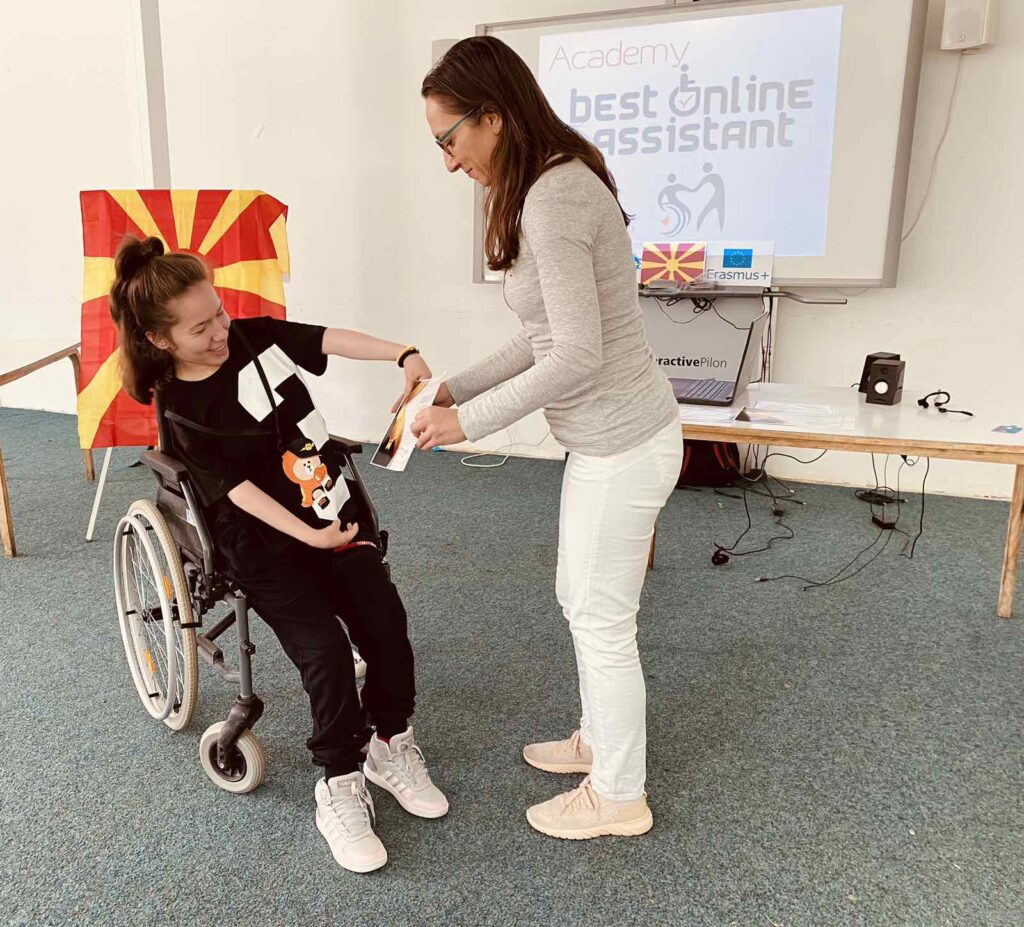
[
  {"x1": 141, "y1": 449, "x2": 190, "y2": 486},
  {"x1": 328, "y1": 434, "x2": 363, "y2": 455}
]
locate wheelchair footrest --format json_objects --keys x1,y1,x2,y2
[
  {"x1": 196, "y1": 634, "x2": 224, "y2": 668},
  {"x1": 197, "y1": 634, "x2": 243, "y2": 685}
]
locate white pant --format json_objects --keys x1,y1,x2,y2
[{"x1": 556, "y1": 421, "x2": 684, "y2": 801}]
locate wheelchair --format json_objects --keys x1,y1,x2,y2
[{"x1": 113, "y1": 403, "x2": 386, "y2": 794}]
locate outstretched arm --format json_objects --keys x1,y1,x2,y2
[
  {"x1": 320, "y1": 328, "x2": 433, "y2": 412},
  {"x1": 445, "y1": 331, "x2": 536, "y2": 405}
]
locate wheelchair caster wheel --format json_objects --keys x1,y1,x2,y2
[{"x1": 199, "y1": 722, "x2": 267, "y2": 794}]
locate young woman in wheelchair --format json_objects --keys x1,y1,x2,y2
[{"x1": 110, "y1": 234, "x2": 447, "y2": 874}]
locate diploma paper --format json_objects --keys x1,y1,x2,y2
[{"x1": 371, "y1": 378, "x2": 443, "y2": 472}]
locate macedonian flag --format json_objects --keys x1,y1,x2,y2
[
  {"x1": 639, "y1": 241, "x2": 707, "y2": 287},
  {"x1": 77, "y1": 190, "x2": 290, "y2": 449}
]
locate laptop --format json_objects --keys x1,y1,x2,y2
[{"x1": 669, "y1": 312, "x2": 768, "y2": 407}]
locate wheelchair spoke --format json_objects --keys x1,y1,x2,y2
[
  {"x1": 124, "y1": 535, "x2": 156, "y2": 684},
  {"x1": 174, "y1": 636, "x2": 186, "y2": 705},
  {"x1": 140, "y1": 601, "x2": 170, "y2": 696},
  {"x1": 127, "y1": 524, "x2": 178, "y2": 704},
  {"x1": 115, "y1": 500, "x2": 198, "y2": 729}
]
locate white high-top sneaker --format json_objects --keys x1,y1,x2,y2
[
  {"x1": 363, "y1": 727, "x2": 449, "y2": 819},
  {"x1": 314, "y1": 772, "x2": 388, "y2": 873}
]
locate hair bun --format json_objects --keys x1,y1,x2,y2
[
  {"x1": 115, "y1": 234, "x2": 165, "y2": 284},
  {"x1": 141, "y1": 236, "x2": 165, "y2": 258}
]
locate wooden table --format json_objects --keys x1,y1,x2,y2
[
  {"x1": 0, "y1": 341, "x2": 95, "y2": 557},
  {"x1": 677, "y1": 383, "x2": 1024, "y2": 619}
]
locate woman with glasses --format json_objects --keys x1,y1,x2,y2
[{"x1": 412, "y1": 36, "x2": 683, "y2": 841}]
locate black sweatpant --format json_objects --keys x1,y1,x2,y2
[{"x1": 222, "y1": 536, "x2": 416, "y2": 776}]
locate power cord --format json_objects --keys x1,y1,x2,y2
[
  {"x1": 711, "y1": 303, "x2": 751, "y2": 332},
  {"x1": 460, "y1": 428, "x2": 553, "y2": 469},
  {"x1": 902, "y1": 51, "x2": 966, "y2": 242},
  {"x1": 754, "y1": 453, "x2": 930, "y2": 589},
  {"x1": 652, "y1": 295, "x2": 717, "y2": 326},
  {"x1": 710, "y1": 449, "x2": 828, "y2": 564},
  {"x1": 755, "y1": 457, "x2": 909, "y2": 590},
  {"x1": 750, "y1": 296, "x2": 775, "y2": 384},
  {"x1": 899, "y1": 456, "x2": 930, "y2": 560}
]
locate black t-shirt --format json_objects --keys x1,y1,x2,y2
[{"x1": 159, "y1": 316, "x2": 356, "y2": 562}]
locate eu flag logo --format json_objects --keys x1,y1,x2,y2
[{"x1": 723, "y1": 248, "x2": 754, "y2": 268}]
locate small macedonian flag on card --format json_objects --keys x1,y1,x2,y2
[{"x1": 639, "y1": 241, "x2": 707, "y2": 286}]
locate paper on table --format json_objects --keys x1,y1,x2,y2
[
  {"x1": 736, "y1": 407, "x2": 855, "y2": 431},
  {"x1": 371, "y1": 377, "x2": 443, "y2": 472},
  {"x1": 750, "y1": 400, "x2": 835, "y2": 415},
  {"x1": 678, "y1": 405, "x2": 740, "y2": 423}
]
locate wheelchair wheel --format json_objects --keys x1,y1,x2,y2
[
  {"x1": 199, "y1": 722, "x2": 267, "y2": 794},
  {"x1": 114, "y1": 499, "x2": 199, "y2": 731}
]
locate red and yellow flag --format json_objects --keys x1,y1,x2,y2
[
  {"x1": 77, "y1": 190, "x2": 290, "y2": 449},
  {"x1": 639, "y1": 241, "x2": 707, "y2": 287}
]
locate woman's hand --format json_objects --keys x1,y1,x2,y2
[
  {"x1": 308, "y1": 521, "x2": 359, "y2": 550},
  {"x1": 391, "y1": 353, "x2": 434, "y2": 413},
  {"x1": 412, "y1": 406, "x2": 466, "y2": 450},
  {"x1": 433, "y1": 382, "x2": 455, "y2": 408}
]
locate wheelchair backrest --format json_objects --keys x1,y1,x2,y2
[{"x1": 148, "y1": 393, "x2": 212, "y2": 571}]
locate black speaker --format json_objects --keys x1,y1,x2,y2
[
  {"x1": 865, "y1": 358, "x2": 905, "y2": 405},
  {"x1": 858, "y1": 352, "x2": 900, "y2": 393}
]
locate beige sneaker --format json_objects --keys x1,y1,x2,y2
[
  {"x1": 523, "y1": 730, "x2": 593, "y2": 774},
  {"x1": 526, "y1": 776, "x2": 653, "y2": 840}
]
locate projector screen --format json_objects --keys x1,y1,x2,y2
[{"x1": 477, "y1": 0, "x2": 927, "y2": 287}]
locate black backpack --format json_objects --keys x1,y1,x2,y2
[{"x1": 677, "y1": 439, "x2": 740, "y2": 488}]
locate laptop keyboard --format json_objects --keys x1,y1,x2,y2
[{"x1": 681, "y1": 379, "x2": 733, "y2": 402}]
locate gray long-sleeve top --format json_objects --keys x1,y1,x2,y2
[{"x1": 448, "y1": 158, "x2": 677, "y2": 457}]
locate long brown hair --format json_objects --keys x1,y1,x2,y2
[
  {"x1": 422, "y1": 35, "x2": 629, "y2": 272},
  {"x1": 109, "y1": 236, "x2": 210, "y2": 404}
]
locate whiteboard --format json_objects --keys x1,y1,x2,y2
[{"x1": 477, "y1": 0, "x2": 927, "y2": 287}]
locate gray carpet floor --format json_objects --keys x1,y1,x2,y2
[{"x1": 1, "y1": 407, "x2": 1022, "y2": 927}]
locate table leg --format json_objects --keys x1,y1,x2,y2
[
  {"x1": 67, "y1": 350, "x2": 95, "y2": 481},
  {"x1": 0, "y1": 447, "x2": 15, "y2": 558},
  {"x1": 998, "y1": 464, "x2": 1024, "y2": 619}
]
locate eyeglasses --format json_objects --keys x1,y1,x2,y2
[{"x1": 435, "y1": 109, "x2": 480, "y2": 155}]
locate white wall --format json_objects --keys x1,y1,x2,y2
[
  {"x1": 769, "y1": 2, "x2": 1024, "y2": 499},
  {"x1": 3, "y1": 0, "x2": 1021, "y2": 499},
  {"x1": 0, "y1": 0, "x2": 148, "y2": 412},
  {"x1": 156, "y1": 0, "x2": 653, "y2": 461}
]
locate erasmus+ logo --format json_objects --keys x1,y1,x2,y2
[{"x1": 723, "y1": 249, "x2": 753, "y2": 268}]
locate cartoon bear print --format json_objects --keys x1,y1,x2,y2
[{"x1": 281, "y1": 438, "x2": 335, "y2": 511}]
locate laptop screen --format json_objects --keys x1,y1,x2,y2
[{"x1": 733, "y1": 312, "x2": 769, "y2": 393}]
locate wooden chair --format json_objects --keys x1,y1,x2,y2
[{"x1": 0, "y1": 342, "x2": 95, "y2": 557}]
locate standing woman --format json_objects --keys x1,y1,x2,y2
[{"x1": 413, "y1": 37, "x2": 683, "y2": 840}]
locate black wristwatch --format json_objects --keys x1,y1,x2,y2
[{"x1": 397, "y1": 346, "x2": 420, "y2": 368}]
